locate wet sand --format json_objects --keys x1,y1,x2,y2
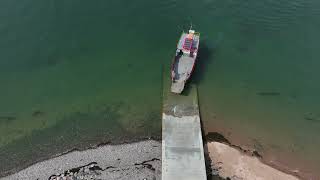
[
  {"x1": 207, "y1": 141, "x2": 300, "y2": 180},
  {"x1": 1, "y1": 139, "x2": 304, "y2": 180},
  {"x1": 204, "y1": 121, "x2": 318, "y2": 180}
]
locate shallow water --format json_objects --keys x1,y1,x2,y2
[{"x1": 0, "y1": 0, "x2": 319, "y2": 178}]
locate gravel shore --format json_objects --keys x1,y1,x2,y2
[
  {"x1": 1, "y1": 140, "x2": 161, "y2": 180},
  {"x1": 1, "y1": 139, "x2": 303, "y2": 180}
]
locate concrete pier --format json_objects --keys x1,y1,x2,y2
[{"x1": 162, "y1": 85, "x2": 207, "y2": 180}]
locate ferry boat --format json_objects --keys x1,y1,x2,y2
[{"x1": 171, "y1": 28, "x2": 200, "y2": 94}]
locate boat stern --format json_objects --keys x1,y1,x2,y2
[{"x1": 171, "y1": 81, "x2": 185, "y2": 94}]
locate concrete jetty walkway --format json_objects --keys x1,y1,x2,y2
[{"x1": 162, "y1": 85, "x2": 207, "y2": 180}]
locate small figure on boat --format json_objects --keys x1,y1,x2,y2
[{"x1": 171, "y1": 28, "x2": 200, "y2": 94}]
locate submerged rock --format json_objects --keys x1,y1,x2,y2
[
  {"x1": 256, "y1": 92, "x2": 281, "y2": 96},
  {"x1": 32, "y1": 110, "x2": 45, "y2": 117},
  {"x1": 304, "y1": 112, "x2": 320, "y2": 123}
]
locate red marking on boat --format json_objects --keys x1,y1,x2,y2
[{"x1": 183, "y1": 34, "x2": 194, "y2": 51}]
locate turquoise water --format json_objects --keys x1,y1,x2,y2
[{"x1": 0, "y1": 0, "x2": 320, "y2": 178}]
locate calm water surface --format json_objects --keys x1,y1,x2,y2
[{"x1": 0, "y1": 0, "x2": 319, "y2": 178}]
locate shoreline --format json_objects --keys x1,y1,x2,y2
[
  {"x1": 1, "y1": 134, "x2": 306, "y2": 180},
  {"x1": 204, "y1": 124, "x2": 318, "y2": 180},
  {"x1": 206, "y1": 141, "x2": 299, "y2": 180},
  {"x1": 204, "y1": 132, "x2": 302, "y2": 180},
  {"x1": 0, "y1": 135, "x2": 161, "y2": 178},
  {"x1": 1, "y1": 140, "x2": 162, "y2": 180},
  {"x1": 205, "y1": 132, "x2": 302, "y2": 179}
]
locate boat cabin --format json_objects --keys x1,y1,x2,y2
[{"x1": 177, "y1": 30, "x2": 199, "y2": 57}]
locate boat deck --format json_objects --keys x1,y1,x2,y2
[{"x1": 171, "y1": 55, "x2": 195, "y2": 93}]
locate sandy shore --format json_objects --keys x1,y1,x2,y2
[
  {"x1": 1, "y1": 139, "x2": 302, "y2": 180},
  {"x1": 207, "y1": 141, "x2": 300, "y2": 180}
]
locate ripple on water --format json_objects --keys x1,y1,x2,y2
[{"x1": 228, "y1": 0, "x2": 310, "y2": 32}]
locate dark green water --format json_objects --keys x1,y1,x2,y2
[{"x1": 0, "y1": 0, "x2": 320, "y2": 178}]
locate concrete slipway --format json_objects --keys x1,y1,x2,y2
[{"x1": 162, "y1": 85, "x2": 207, "y2": 180}]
